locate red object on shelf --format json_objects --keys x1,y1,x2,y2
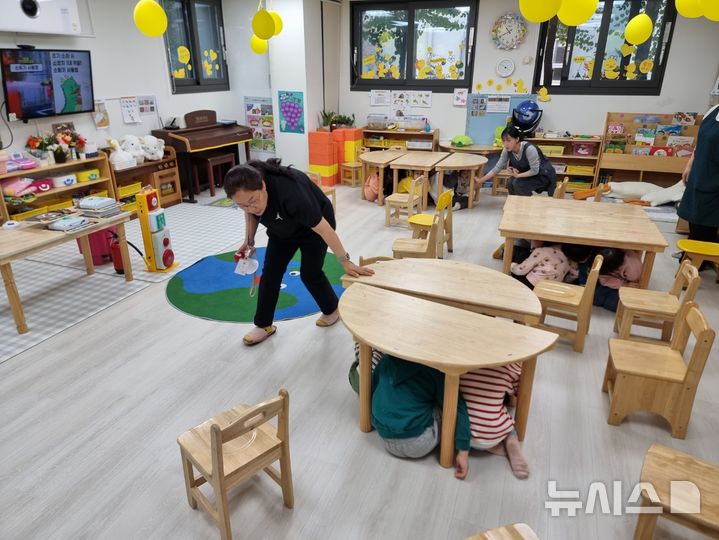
[{"x1": 77, "y1": 226, "x2": 116, "y2": 266}]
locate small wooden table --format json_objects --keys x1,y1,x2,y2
[
  {"x1": 389, "y1": 151, "x2": 450, "y2": 209},
  {"x1": 0, "y1": 213, "x2": 134, "y2": 334},
  {"x1": 439, "y1": 143, "x2": 502, "y2": 156},
  {"x1": 358, "y1": 150, "x2": 406, "y2": 205},
  {"x1": 339, "y1": 283, "x2": 557, "y2": 468},
  {"x1": 433, "y1": 153, "x2": 489, "y2": 209},
  {"x1": 342, "y1": 258, "x2": 541, "y2": 324},
  {"x1": 498, "y1": 196, "x2": 668, "y2": 288}
]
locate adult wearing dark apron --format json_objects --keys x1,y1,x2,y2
[
  {"x1": 476, "y1": 126, "x2": 556, "y2": 196},
  {"x1": 678, "y1": 104, "x2": 719, "y2": 246},
  {"x1": 225, "y1": 158, "x2": 373, "y2": 346}
]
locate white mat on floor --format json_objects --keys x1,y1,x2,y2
[
  {"x1": 0, "y1": 260, "x2": 149, "y2": 364},
  {"x1": 25, "y1": 203, "x2": 246, "y2": 283}
]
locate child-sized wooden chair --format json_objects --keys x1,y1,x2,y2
[
  {"x1": 340, "y1": 145, "x2": 364, "y2": 187},
  {"x1": 307, "y1": 171, "x2": 336, "y2": 212},
  {"x1": 384, "y1": 174, "x2": 424, "y2": 226},
  {"x1": 553, "y1": 177, "x2": 569, "y2": 199},
  {"x1": 614, "y1": 260, "x2": 700, "y2": 342},
  {"x1": 407, "y1": 189, "x2": 453, "y2": 258},
  {"x1": 466, "y1": 523, "x2": 539, "y2": 540},
  {"x1": 634, "y1": 444, "x2": 719, "y2": 539},
  {"x1": 602, "y1": 302, "x2": 715, "y2": 439},
  {"x1": 359, "y1": 255, "x2": 393, "y2": 266},
  {"x1": 177, "y1": 389, "x2": 294, "y2": 540},
  {"x1": 677, "y1": 238, "x2": 719, "y2": 284},
  {"x1": 392, "y1": 214, "x2": 439, "y2": 259},
  {"x1": 533, "y1": 254, "x2": 603, "y2": 353}
]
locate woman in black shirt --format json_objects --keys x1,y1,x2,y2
[{"x1": 225, "y1": 158, "x2": 372, "y2": 346}]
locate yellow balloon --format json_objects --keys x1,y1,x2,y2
[
  {"x1": 557, "y1": 0, "x2": 599, "y2": 26},
  {"x1": 676, "y1": 0, "x2": 703, "y2": 18},
  {"x1": 250, "y1": 34, "x2": 268, "y2": 55},
  {"x1": 625, "y1": 13, "x2": 653, "y2": 44},
  {"x1": 133, "y1": 0, "x2": 167, "y2": 37},
  {"x1": 699, "y1": 0, "x2": 719, "y2": 21},
  {"x1": 252, "y1": 10, "x2": 275, "y2": 40},
  {"x1": 268, "y1": 10, "x2": 283, "y2": 35},
  {"x1": 519, "y1": 0, "x2": 562, "y2": 23}
]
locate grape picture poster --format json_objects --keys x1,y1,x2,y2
[{"x1": 278, "y1": 90, "x2": 304, "y2": 134}]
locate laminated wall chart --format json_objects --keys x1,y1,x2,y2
[{"x1": 465, "y1": 93, "x2": 536, "y2": 145}]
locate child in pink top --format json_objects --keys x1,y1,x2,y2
[{"x1": 510, "y1": 244, "x2": 577, "y2": 288}]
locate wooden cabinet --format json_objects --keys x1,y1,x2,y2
[
  {"x1": 526, "y1": 136, "x2": 603, "y2": 190},
  {"x1": 362, "y1": 128, "x2": 439, "y2": 151},
  {"x1": 0, "y1": 155, "x2": 115, "y2": 222}
]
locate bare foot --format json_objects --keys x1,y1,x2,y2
[{"x1": 504, "y1": 434, "x2": 529, "y2": 479}]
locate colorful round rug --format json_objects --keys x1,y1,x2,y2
[{"x1": 166, "y1": 248, "x2": 345, "y2": 322}]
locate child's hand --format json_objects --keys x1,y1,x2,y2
[{"x1": 455, "y1": 450, "x2": 469, "y2": 480}]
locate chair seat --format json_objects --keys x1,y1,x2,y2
[
  {"x1": 385, "y1": 192, "x2": 417, "y2": 205},
  {"x1": 534, "y1": 280, "x2": 583, "y2": 307},
  {"x1": 677, "y1": 239, "x2": 719, "y2": 257},
  {"x1": 609, "y1": 338, "x2": 686, "y2": 382},
  {"x1": 178, "y1": 405, "x2": 281, "y2": 477},
  {"x1": 321, "y1": 185, "x2": 335, "y2": 194},
  {"x1": 393, "y1": 237, "x2": 429, "y2": 254},
  {"x1": 407, "y1": 213, "x2": 434, "y2": 227},
  {"x1": 342, "y1": 162, "x2": 362, "y2": 169},
  {"x1": 468, "y1": 523, "x2": 539, "y2": 540},
  {"x1": 191, "y1": 152, "x2": 235, "y2": 166},
  {"x1": 619, "y1": 288, "x2": 679, "y2": 317}
]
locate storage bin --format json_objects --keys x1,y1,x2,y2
[
  {"x1": 51, "y1": 174, "x2": 77, "y2": 188},
  {"x1": 571, "y1": 141, "x2": 599, "y2": 156},
  {"x1": 366, "y1": 114, "x2": 389, "y2": 130},
  {"x1": 552, "y1": 163, "x2": 567, "y2": 173},
  {"x1": 120, "y1": 201, "x2": 138, "y2": 212},
  {"x1": 46, "y1": 198, "x2": 74, "y2": 211},
  {"x1": 117, "y1": 182, "x2": 142, "y2": 198},
  {"x1": 538, "y1": 145, "x2": 564, "y2": 156},
  {"x1": 406, "y1": 140, "x2": 432, "y2": 150},
  {"x1": 398, "y1": 115, "x2": 426, "y2": 131},
  {"x1": 11, "y1": 206, "x2": 49, "y2": 220},
  {"x1": 76, "y1": 168, "x2": 101, "y2": 183}
]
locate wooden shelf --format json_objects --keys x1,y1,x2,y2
[
  {"x1": 598, "y1": 153, "x2": 688, "y2": 173},
  {"x1": 547, "y1": 155, "x2": 599, "y2": 161},
  {"x1": 560, "y1": 172, "x2": 596, "y2": 177},
  {"x1": 363, "y1": 127, "x2": 439, "y2": 151},
  {"x1": 528, "y1": 136, "x2": 602, "y2": 143},
  {"x1": 364, "y1": 128, "x2": 437, "y2": 135},
  {"x1": 33, "y1": 177, "x2": 111, "y2": 199},
  {"x1": 0, "y1": 156, "x2": 106, "y2": 181}
]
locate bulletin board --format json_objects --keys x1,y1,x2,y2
[{"x1": 465, "y1": 93, "x2": 536, "y2": 145}]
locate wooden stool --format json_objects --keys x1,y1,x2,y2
[
  {"x1": 340, "y1": 162, "x2": 363, "y2": 187},
  {"x1": 177, "y1": 389, "x2": 293, "y2": 540},
  {"x1": 307, "y1": 171, "x2": 336, "y2": 212},
  {"x1": 677, "y1": 238, "x2": 719, "y2": 283},
  {"x1": 602, "y1": 302, "x2": 715, "y2": 439},
  {"x1": 492, "y1": 170, "x2": 510, "y2": 196},
  {"x1": 634, "y1": 444, "x2": 719, "y2": 539},
  {"x1": 191, "y1": 152, "x2": 236, "y2": 197},
  {"x1": 467, "y1": 523, "x2": 539, "y2": 540}
]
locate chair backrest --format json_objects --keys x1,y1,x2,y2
[
  {"x1": 408, "y1": 175, "x2": 425, "y2": 200},
  {"x1": 209, "y1": 389, "x2": 289, "y2": 479},
  {"x1": 436, "y1": 189, "x2": 453, "y2": 211},
  {"x1": 669, "y1": 259, "x2": 701, "y2": 303},
  {"x1": 554, "y1": 177, "x2": 569, "y2": 199},
  {"x1": 306, "y1": 171, "x2": 321, "y2": 186},
  {"x1": 359, "y1": 255, "x2": 393, "y2": 266},
  {"x1": 426, "y1": 214, "x2": 441, "y2": 251},
  {"x1": 579, "y1": 254, "x2": 604, "y2": 309},
  {"x1": 670, "y1": 302, "x2": 715, "y2": 387}
]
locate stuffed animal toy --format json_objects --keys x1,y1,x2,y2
[
  {"x1": 140, "y1": 135, "x2": 165, "y2": 161},
  {"x1": 120, "y1": 135, "x2": 145, "y2": 165},
  {"x1": 107, "y1": 139, "x2": 136, "y2": 171},
  {"x1": 573, "y1": 180, "x2": 685, "y2": 206},
  {"x1": 1, "y1": 177, "x2": 36, "y2": 197}
]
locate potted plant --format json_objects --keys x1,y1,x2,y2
[
  {"x1": 331, "y1": 114, "x2": 356, "y2": 130},
  {"x1": 319, "y1": 109, "x2": 335, "y2": 131}
]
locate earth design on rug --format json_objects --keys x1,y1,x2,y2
[{"x1": 166, "y1": 248, "x2": 345, "y2": 322}]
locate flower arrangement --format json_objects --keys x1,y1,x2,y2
[{"x1": 26, "y1": 128, "x2": 86, "y2": 162}]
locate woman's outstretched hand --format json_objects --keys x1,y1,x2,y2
[{"x1": 342, "y1": 260, "x2": 374, "y2": 278}]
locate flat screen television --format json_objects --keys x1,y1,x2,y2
[{"x1": 1, "y1": 48, "x2": 94, "y2": 121}]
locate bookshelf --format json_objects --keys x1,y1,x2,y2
[
  {"x1": 594, "y1": 112, "x2": 703, "y2": 188},
  {"x1": 362, "y1": 128, "x2": 439, "y2": 151},
  {"x1": 526, "y1": 136, "x2": 603, "y2": 190}
]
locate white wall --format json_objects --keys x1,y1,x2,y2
[
  {"x1": 0, "y1": 0, "x2": 270, "y2": 155},
  {"x1": 339, "y1": 0, "x2": 719, "y2": 139}
]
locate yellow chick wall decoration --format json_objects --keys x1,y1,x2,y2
[
  {"x1": 434, "y1": 65, "x2": 445, "y2": 79},
  {"x1": 377, "y1": 62, "x2": 389, "y2": 78},
  {"x1": 538, "y1": 87, "x2": 551, "y2": 102},
  {"x1": 416, "y1": 60, "x2": 432, "y2": 79},
  {"x1": 390, "y1": 65, "x2": 400, "y2": 79},
  {"x1": 639, "y1": 59, "x2": 654, "y2": 74},
  {"x1": 586, "y1": 58, "x2": 595, "y2": 77},
  {"x1": 475, "y1": 83, "x2": 483, "y2": 91},
  {"x1": 625, "y1": 63, "x2": 637, "y2": 80},
  {"x1": 603, "y1": 57, "x2": 620, "y2": 80},
  {"x1": 448, "y1": 64, "x2": 459, "y2": 79}
]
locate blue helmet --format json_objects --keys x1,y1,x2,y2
[{"x1": 512, "y1": 99, "x2": 543, "y2": 136}]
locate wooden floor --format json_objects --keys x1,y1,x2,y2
[{"x1": 1, "y1": 187, "x2": 717, "y2": 539}]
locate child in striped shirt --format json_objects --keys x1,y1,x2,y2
[{"x1": 459, "y1": 363, "x2": 529, "y2": 479}]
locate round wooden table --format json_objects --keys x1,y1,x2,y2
[
  {"x1": 433, "y1": 153, "x2": 489, "y2": 209},
  {"x1": 339, "y1": 283, "x2": 556, "y2": 468},
  {"x1": 358, "y1": 150, "x2": 406, "y2": 205}
]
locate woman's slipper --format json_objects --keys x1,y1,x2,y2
[
  {"x1": 316, "y1": 309, "x2": 339, "y2": 327},
  {"x1": 243, "y1": 325, "x2": 277, "y2": 346}
]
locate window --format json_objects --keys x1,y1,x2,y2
[
  {"x1": 350, "y1": 1, "x2": 478, "y2": 92},
  {"x1": 533, "y1": 0, "x2": 677, "y2": 95},
  {"x1": 162, "y1": 0, "x2": 229, "y2": 94}
]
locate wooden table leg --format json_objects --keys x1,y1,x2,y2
[
  {"x1": 515, "y1": 356, "x2": 537, "y2": 442},
  {"x1": 1, "y1": 263, "x2": 28, "y2": 334},
  {"x1": 392, "y1": 168, "x2": 399, "y2": 200},
  {"x1": 361, "y1": 162, "x2": 368, "y2": 201},
  {"x1": 502, "y1": 237, "x2": 515, "y2": 274},
  {"x1": 358, "y1": 342, "x2": 373, "y2": 433},
  {"x1": 79, "y1": 235, "x2": 95, "y2": 276},
  {"x1": 439, "y1": 373, "x2": 460, "y2": 468},
  {"x1": 638, "y1": 251, "x2": 656, "y2": 289},
  {"x1": 437, "y1": 169, "x2": 445, "y2": 201},
  {"x1": 422, "y1": 168, "x2": 429, "y2": 210},
  {"x1": 116, "y1": 223, "x2": 134, "y2": 282}
]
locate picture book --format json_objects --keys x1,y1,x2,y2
[
  {"x1": 672, "y1": 112, "x2": 697, "y2": 125},
  {"x1": 634, "y1": 128, "x2": 656, "y2": 146},
  {"x1": 656, "y1": 124, "x2": 682, "y2": 136},
  {"x1": 649, "y1": 146, "x2": 674, "y2": 157},
  {"x1": 632, "y1": 147, "x2": 650, "y2": 155},
  {"x1": 672, "y1": 145, "x2": 695, "y2": 158},
  {"x1": 607, "y1": 122, "x2": 624, "y2": 134},
  {"x1": 666, "y1": 135, "x2": 694, "y2": 146},
  {"x1": 634, "y1": 115, "x2": 661, "y2": 124},
  {"x1": 604, "y1": 135, "x2": 627, "y2": 153}
]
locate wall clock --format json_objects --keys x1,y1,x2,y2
[
  {"x1": 491, "y1": 13, "x2": 527, "y2": 51},
  {"x1": 496, "y1": 58, "x2": 515, "y2": 78}
]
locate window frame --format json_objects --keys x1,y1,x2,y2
[
  {"x1": 163, "y1": 0, "x2": 230, "y2": 95},
  {"x1": 532, "y1": 0, "x2": 677, "y2": 96},
  {"x1": 350, "y1": 0, "x2": 478, "y2": 93}
]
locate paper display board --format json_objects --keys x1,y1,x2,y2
[{"x1": 465, "y1": 93, "x2": 536, "y2": 145}]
